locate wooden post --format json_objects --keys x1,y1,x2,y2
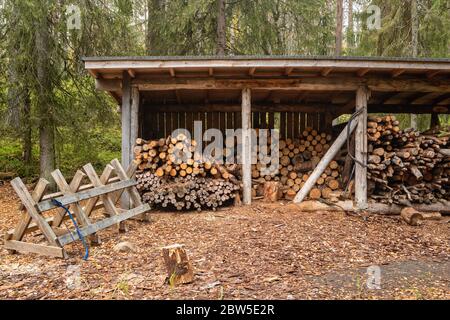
[
  {"x1": 122, "y1": 71, "x2": 132, "y2": 169},
  {"x1": 355, "y1": 86, "x2": 369, "y2": 209},
  {"x1": 121, "y1": 72, "x2": 132, "y2": 209},
  {"x1": 130, "y1": 88, "x2": 140, "y2": 170},
  {"x1": 242, "y1": 88, "x2": 252, "y2": 205}
]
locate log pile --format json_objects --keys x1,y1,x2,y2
[
  {"x1": 137, "y1": 173, "x2": 239, "y2": 211},
  {"x1": 134, "y1": 136, "x2": 240, "y2": 211},
  {"x1": 134, "y1": 136, "x2": 233, "y2": 180},
  {"x1": 251, "y1": 127, "x2": 344, "y2": 201},
  {"x1": 367, "y1": 115, "x2": 449, "y2": 205}
]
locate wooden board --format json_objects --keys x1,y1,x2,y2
[
  {"x1": 4, "y1": 240, "x2": 65, "y2": 258},
  {"x1": 319, "y1": 113, "x2": 326, "y2": 132},
  {"x1": 280, "y1": 112, "x2": 286, "y2": 139},
  {"x1": 287, "y1": 112, "x2": 293, "y2": 139},
  {"x1": 10, "y1": 178, "x2": 58, "y2": 246},
  {"x1": 58, "y1": 204, "x2": 151, "y2": 246},
  {"x1": 268, "y1": 112, "x2": 275, "y2": 130},
  {"x1": 186, "y1": 112, "x2": 193, "y2": 136},
  {"x1": 171, "y1": 112, "x2": 179, "y2": 134},
  {"x1": 293, "y1": 112, "x2": 300, "y2": 138},
  {"x1": 300, "y1": 113, "x2": 306, "y2": 134},
  {"x1": 37, "y1": 180, "x2": 136, "y2": 212},
  {"x1": 227, "y1": 112, "x2": 234, "y2": 129},
  {"x1": 234, "y1": 111, "x2": 241, "y2": 130},
  {"x1": 179, "y1": 112, "x2": 186, "y2": 130},
  {"x1": 253, "y1": 112, "x2": 260, "y2": 128}
]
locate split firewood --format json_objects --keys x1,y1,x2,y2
[
  {"x1": 263, "y1": 181, "x2": 281, "y2": 202},
  {"x1": 366, "y1": 116, "x2": 449, "y2": 205}
]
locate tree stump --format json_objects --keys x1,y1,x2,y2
[
  {"x1": 263, "y1": 181, "x2": 281, "y2": 202},
  {"x1": 161, "y1": 244, "x2": 194, "y2": 286}
]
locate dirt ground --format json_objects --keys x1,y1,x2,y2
[{"x1": 0, "y1": 183, "x2": 448, "y2": 300}]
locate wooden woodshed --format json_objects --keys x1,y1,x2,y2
[{"x1": 83, "y1": 56, "x2": 450, "y2": 209}]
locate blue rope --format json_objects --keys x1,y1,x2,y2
[{"x1": 51, "y1": 199, "x2": 89, "y2": 261}]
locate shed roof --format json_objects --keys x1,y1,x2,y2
[{"x1": 84, "y1": 55, "x2": 450, "y2": 114}]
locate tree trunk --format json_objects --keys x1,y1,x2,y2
[
  {"x1": 335, "y1": 0, "x2": 344, "y2": 56},
  {"x1": 430, "y1": 113, "x2": 440, "y2": 129},
  {"x1": 411, "y1": 0, "x2": 419, "y2": 57},
  {"x1": 35, "y1": 7, "x2": 55, "y2": 185},
  {"x1": 346, "y1": 0, "x2": 354, "y2": 49},
  {"x1": 410, "y1": 0, "x2": 419, "y2": 129},
  {"x1": 216, "y1": 0, "x2": 226, "y2": 56},
  {"x1": 146, "y1": 0, "x2": 162, "y2": 54},
  {"x1": 22, "y1": 91, "x2": 32, "y2": 164}
]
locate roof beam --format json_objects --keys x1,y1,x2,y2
[
  {"x1": 133, "y1": 77, "x2": 450, "y2": 93},
  {"x1": 88, "y1": 69, "x2": 100, "y2": 79},
  {"x1": 139, "y1": 102, "x2": 450, "y2": 114},
  {"x1": 96, "y1": 79, "x2": 121, "y2": 91},
  {"x1": 428, "y1": 93, "x2": 450, "y2": 106},
  {"x1": 356, "y1": 68, "x2": 370, "y2": 77},
  {"x1": 128, "y1": 69, "x2": 136, "y2": 78},
  {"x1": 409, "y1": 93, "x2": 433, "y2": 104},
  {"x1": 427, "y1": 70, "x2": 441, "y2": 79},
  {"x1": 321, "y1": 68, "x2": 334, "y2": 77},
  {"x1": 391, "y1": 69, "x2": 406, "y2": 78},
  {"x1": 285, "y1": 67, "x2": 294, "y2": 76},
  {"x1": 175, "y1": 90, "x2": 182, "y2": 104},
  {"x1": 85, "y1": 59, "x2": 450, "y2": 73}
]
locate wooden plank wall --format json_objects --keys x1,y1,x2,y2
[{"x1": 142, "y1": 111, "x2": 330, "y2": 140}]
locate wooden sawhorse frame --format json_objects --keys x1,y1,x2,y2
[{"x1": 4, "y1": 159, "x2": 150, "y2": 258}]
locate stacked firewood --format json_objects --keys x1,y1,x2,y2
[
  {"x1": 251, "y1": 127, "x2": 343, "y2": 200},
  {"x1": 367, "y1": 115, "x2": 449, "y2": 204},
  {"x1": 137, "y1": 173, "x2": 239, "y2": 211},
  {"x1": 134, "y1": 135, "x2": 240, "y2": 211},
  {"x1": 135, "y1": 136, "x2": 233, "y2": 180}
]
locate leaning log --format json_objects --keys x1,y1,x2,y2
[{"x1": 294, "y1": 119, "x2": 358, "y2": 203}]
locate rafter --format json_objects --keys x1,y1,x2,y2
[
  {"x1": 321, "y1": 67, "x2": 334, "y2": 77},
  {"x1": 391, "y1": 69, "x2": 406, "y2": 78}
]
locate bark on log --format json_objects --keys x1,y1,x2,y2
[
  {"x1": 401, "y1": 207, "x2": 423, "y2": 226},
  {"x1": 263, "y1": 181, "x2": 281, "y2": 202},
  {"x1": 161, "y1": 244, "x2": 194, "y2": 286}
]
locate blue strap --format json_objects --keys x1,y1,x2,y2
[{"x1": 51, "y1": 199, "x2": 89, "y2": 260}]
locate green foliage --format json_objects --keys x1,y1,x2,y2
[
  {"x1": 0, "y1": 138, "x2": 39, "y2": 178},
  {"x1": 0, "y1": 0, "x2": 448, "y2": 179}
]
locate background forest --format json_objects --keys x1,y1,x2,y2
[{"x1": 0, "y1": 0, "x2": 449, "y2": 181}]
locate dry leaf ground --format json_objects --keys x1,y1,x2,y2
[{"x1": 0, "y1": 183, "x2": 448, "y2": 300}]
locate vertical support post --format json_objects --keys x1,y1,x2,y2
[
  {"x1": 355, "y1": 86, "x2": 369, "y2": 209},
  {"x1": 241, "y1": 88, "x2": 252, "y2": 205},
  {"x1": 130, "y1": 87, "x2": 140, "y2": 168},
  {"x1": 121, "y1": 71, "x2": 132, "y2": 209}
]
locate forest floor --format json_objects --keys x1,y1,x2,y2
[{"x1": 0, "y1": 182, "x2": 449, "y2": 300}]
